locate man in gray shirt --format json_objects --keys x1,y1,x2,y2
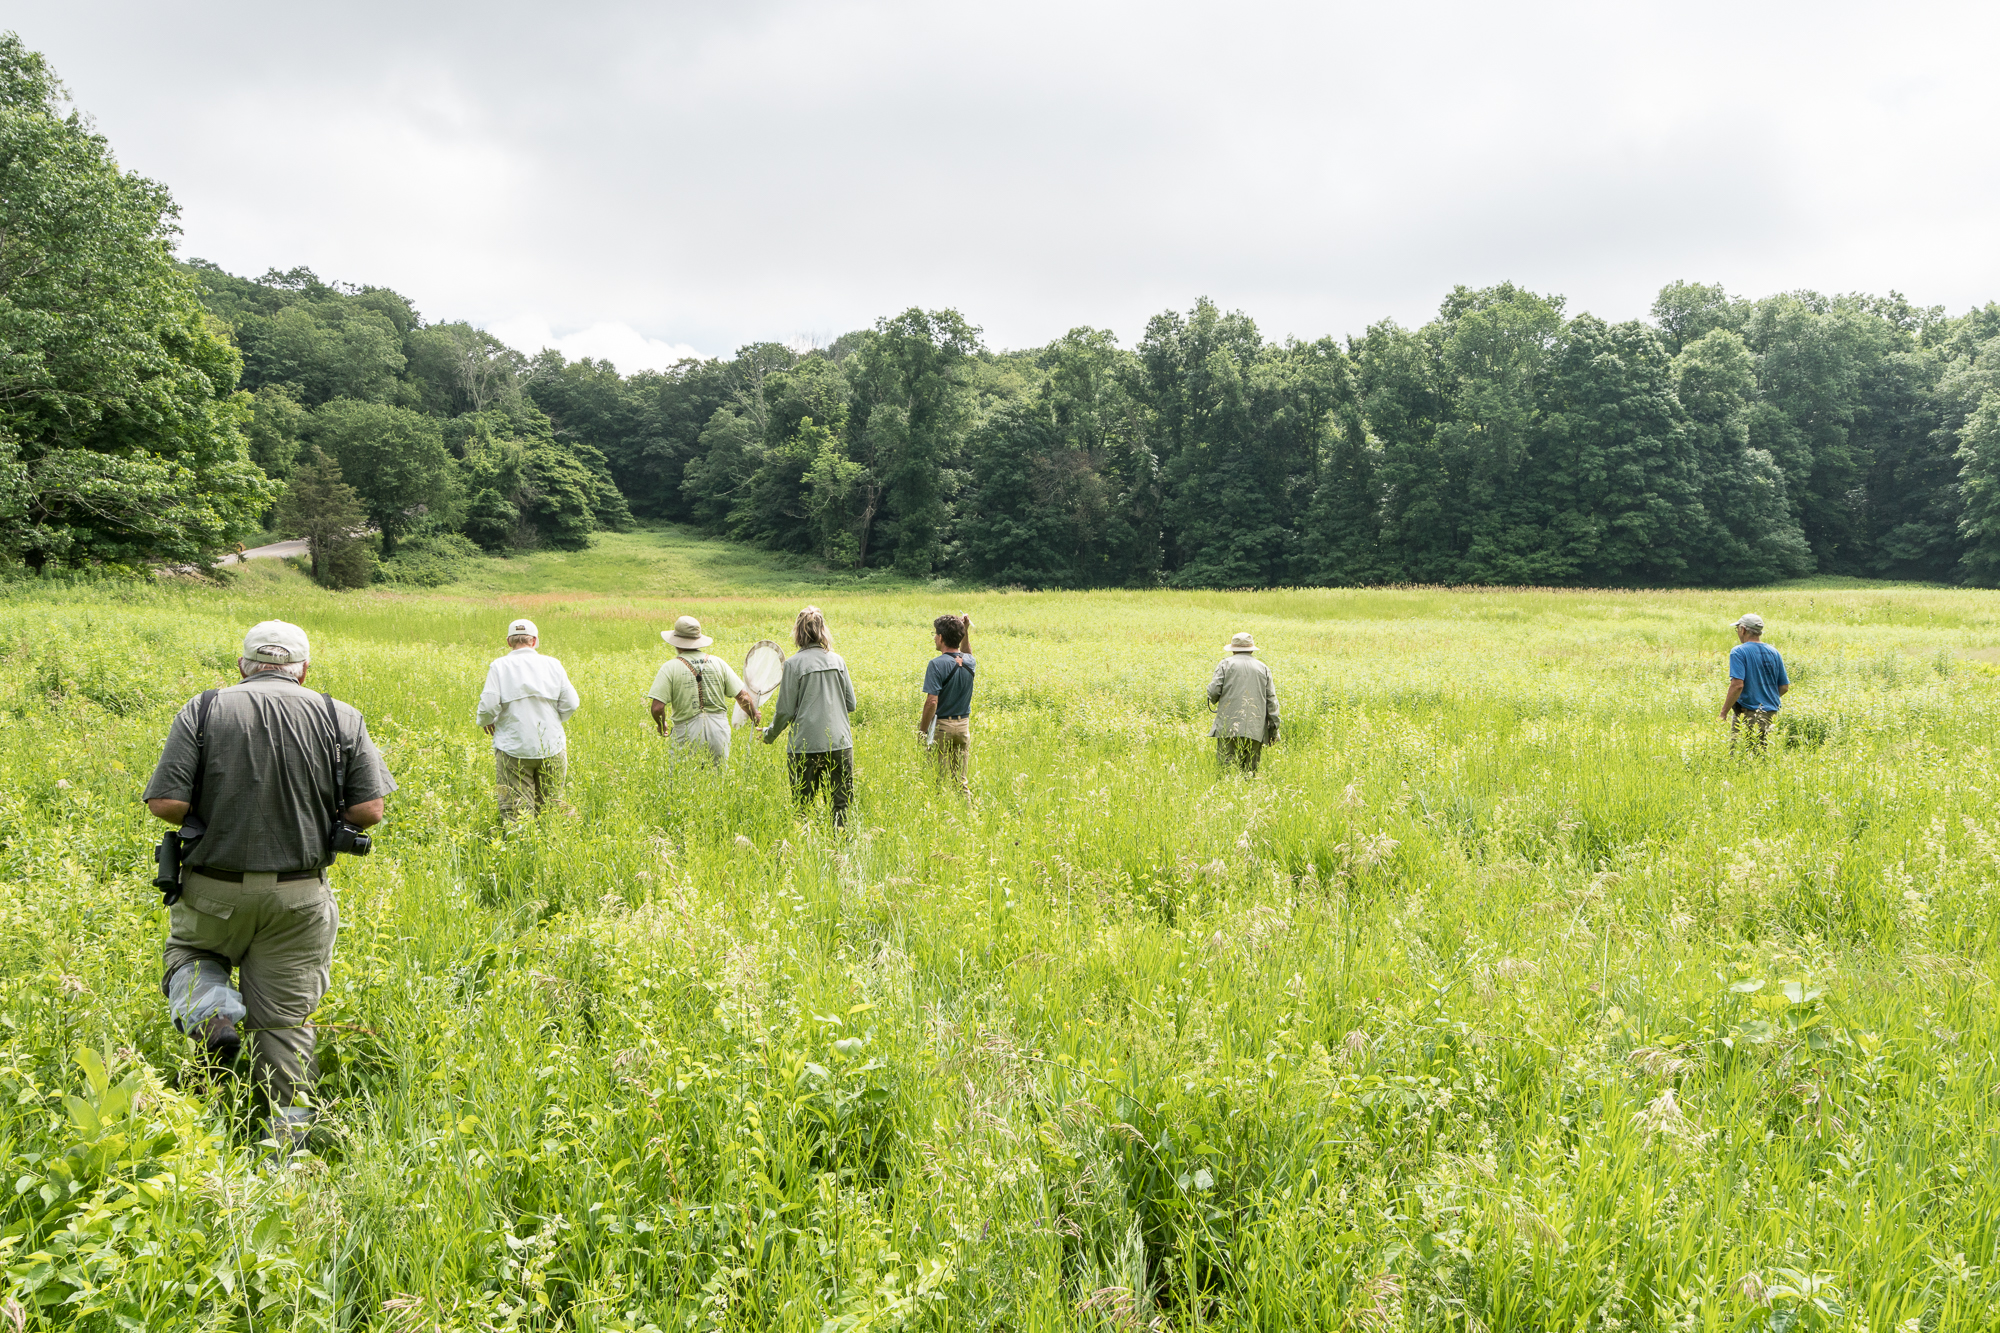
[
  {"x1": 763, "y1": 605, "x2": 858, "y2": 825},
  {"x1": 1209, "y1": 631, "x2": 1280, "y2": 773},
  {"x1": 143, "y1": 620, "x2": 395, "y2": 1145}
]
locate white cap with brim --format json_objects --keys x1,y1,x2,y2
[
  {"x1": 508, "y1": 619, "x2": 538, "y2": 638},
  {"x1": 242, "y1": 620, "x2": 311, "y2": 665},
  {"x1": 1733, "y1": 613, "x2": 1765, "y2": 632}
]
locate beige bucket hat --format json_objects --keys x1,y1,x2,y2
[
  {"x1": 1226, "y1": 632, "x2": 1257, "y2": 653},
  {"x1": 662, "y1": 615, "x2": 713, "y2": 649}
]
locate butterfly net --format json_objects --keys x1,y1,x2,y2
[{"x1": 733, "y1": 640, "x2": 786, "y2": 726}]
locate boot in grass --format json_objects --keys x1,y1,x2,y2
[{"x1": 193, "y1": 1011, "x2": 242, "y2": 1063}]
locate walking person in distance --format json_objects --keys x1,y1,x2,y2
[
  {"x1": 763, "y1": 606, "x2": 858, "y2": 825},
  {"x1": 1209, "y1": 631, "x2": 1280, "y2": 774},
  {"x1": 916, "y1": 614, "x2": 975, "y2": 797},
  {"x1": 649, "y1": 616, "x2": 762, "y2": 764},
  {"x1": 1720, "y1": 612, "x2": 1789, "y2": 749},
  {"x1": 476, "y1": 618, "x2": 580, "y2": 818},
  {"x1": 142, "y1": 620, "x2": 395, "y2": 1149}
]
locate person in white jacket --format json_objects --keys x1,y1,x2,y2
[{"x1": 476, "y1": 618, "x2": 581, "y2": 818}]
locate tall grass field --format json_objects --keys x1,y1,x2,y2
[{"x1": 2, "y1": 528, "x2": 1997, "y2": 1331}]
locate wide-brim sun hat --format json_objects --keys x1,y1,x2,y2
[
  {"x1": 1227, "y1": 632, "x2": 1257, "y2": 653},
  {"x1": 662, "y1": 615, "x2": 713, "y2": 649}
]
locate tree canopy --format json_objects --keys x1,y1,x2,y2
[{"x1": 0, "y1": 33, "x2": 269, "y2": 571}]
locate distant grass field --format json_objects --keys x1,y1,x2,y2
[{"x1": 2, "y1": 527, "x2": 1999, "y2": 1329}]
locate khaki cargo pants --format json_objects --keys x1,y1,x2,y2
[
  {"x1": 930, "y1": 717, "x2": 970, "y2": 796},
  {"x1": 162, "y1": 869, "x2": 337, "y2": 1108},
  {"x1": 1731, "y1": 706, "x2": 1777, "y2": 751},
  {"x1": 496, "y1": 749, "x2": 567, "y2": 818}
]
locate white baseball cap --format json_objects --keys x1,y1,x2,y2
[
  {"x1": 242, "y1": 620, "x2": 311, "y2": 664},
  {"x1": 508, "y1": 618, "x2": 539, "y2": 638},
  {"x1": 1733, "y1": 613, "x2": 1764, "y2": 632}
]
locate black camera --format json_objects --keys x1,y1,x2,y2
[{"x1": 329, "y1": 820, "x2": 372, "y2": 857}]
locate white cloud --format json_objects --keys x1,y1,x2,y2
[
  {"x1": 19, "y1": 0, "x2": 2000, "y2": 353},
  {"x1": 483, "y1": 317, "x2": 710, "y2": 373}
]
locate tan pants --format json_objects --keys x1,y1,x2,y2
[
  {"x1": 496, "y1": 749, "x2": 567, "y2": 817},
  {"x1": 1731, "y1": 707, "x2": 1776, "y2": 751},
  {"x1": 930, "y1": 717, "x2": 970, "y2": 795},
  {"x1": 163, "y1": 869, "x2": 336, "y2": 1108}
]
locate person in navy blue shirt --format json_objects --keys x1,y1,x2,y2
[
  {"x1": 917, "y1": 614, "x2": 975, "y2": 796},
  {"x1": 1720, "y1": 612, "x2": 1789, "y2": 749}
]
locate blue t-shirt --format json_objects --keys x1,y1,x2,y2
[
  {"x1": 923, "y1": 652, "x2": 976, "y2": 718},
  {"x1": 1729, "y1": 641, "x2": 1788, "y2": 712}
]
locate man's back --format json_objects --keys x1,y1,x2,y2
[
  {"x1": 1209, "y1": 655, "x2": 1277, "y2": 739},
  {"x1": 925, "y1": 651, "x2": 976, "y2": 717},
  {"x1": 144, "y1": 675, "x2": 395, "y2": 873},
  {"x1": 481, "y1": 648, "x2": 579, "y2": 758},
  {"x1": 1729, "y1": 640, "x2": 1788, "y2": 712}
]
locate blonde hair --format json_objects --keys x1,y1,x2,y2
[{"x1": 794, "y1": 606, "x2": 832, "y2": 651}]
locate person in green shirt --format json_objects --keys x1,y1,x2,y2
[{"x1": 647, "y1": 616, "x2": 761, "y2": 764}]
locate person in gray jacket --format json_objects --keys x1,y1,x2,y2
[
  {"x1": 762, "y1": 606, "x2": 858, "y2": 824},
  {"x1": 1209, "y1": 631, "x2": 1279, "y2": 773}
]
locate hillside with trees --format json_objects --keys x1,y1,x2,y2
[{"x1": 8, "y1": 29, "x2": 2000, "y2": 589}]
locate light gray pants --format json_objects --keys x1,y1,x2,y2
[
  {"x1": 162, "y1": 869, "x2": 337, "y2": 1109},
  {"x1": 670, "y1": 712, "x2": 732, "y2": 764}
]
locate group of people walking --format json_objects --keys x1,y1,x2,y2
[
  {"x1": 481, "y1": 605, "x2": 961, "y2": 826},
  {"x1": 137, "y1": 604, "x2": 1783, "y2": 1150}
]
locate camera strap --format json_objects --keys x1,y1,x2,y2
[
  {"x1": 160, "y1": 689, "x2": 219, "y2": 907},
  {"x1": 188, "y1": 690, "x2": 219, "y2": 814},
  {"x1": 320, "y1": 693, "x2": 348, "y2": 824}
]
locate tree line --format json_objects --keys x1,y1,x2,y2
[
  {"x1": 528, "y1": 285, "x2": 2000, "y2": 588},
  {"x1": 8, "y1": 29, "x2": 2000, "y2": 589}
]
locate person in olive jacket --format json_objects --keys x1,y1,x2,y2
[
  {"x1": 763, "y1": 606, "x2": 859, "y2": 824},
  {"x1": 1208, "y1": 631, "x2": 1279, "y2": 773}
]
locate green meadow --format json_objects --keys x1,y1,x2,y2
[{"x1": 2, "y1": 526, "x2": 1999, "y2": 1330}]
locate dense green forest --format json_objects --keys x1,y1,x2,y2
[{"x1": 9, "y1": 29, "x2": 2000, "y2": 588}]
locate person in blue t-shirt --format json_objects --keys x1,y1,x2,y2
[
  {"x1": 916, "y1": 614, "x2": 975, "y2": 796},
  {"x1": 1720, "y1": 612, "x2": 1789, "y2": 749}
]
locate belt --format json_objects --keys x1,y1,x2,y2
[
  {"x1": 188, "y1": 867, "x2": 325, "y2": 884},
  {"x1": 936, "y1": 714, "x2": 969, "y2": 720}
]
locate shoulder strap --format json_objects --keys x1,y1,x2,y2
[
  {"x1": 186, "y1": 689, "x2": 218, "y2": 815},
  {"x1": 677, "y1": 655, "x2": 708, "y2": 710},
  {"x1": 321, "y1": 693, "x2": 348, "y2": 817}
]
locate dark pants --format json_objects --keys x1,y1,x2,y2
[
  {"x1": 1217, "y1": 737, "x2": 1264, "y2": 773},
  {"x1": 789, "y1": 748, "x2": 853, "y2": 823}
]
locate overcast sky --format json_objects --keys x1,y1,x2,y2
[{"x1": 19, "y1": 1, "x2": 2000, "y2": 368}]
